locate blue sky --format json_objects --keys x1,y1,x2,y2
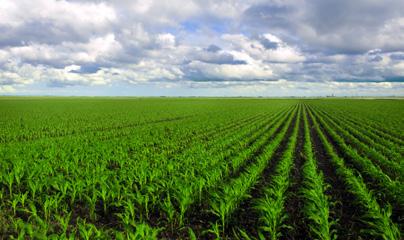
[{"x1": 1, "y1": 0, "x2": 404, "y2": 96}]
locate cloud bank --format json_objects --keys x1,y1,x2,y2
[{"x1": 0, "y1": 0, "x2": 403, "y2": 95}]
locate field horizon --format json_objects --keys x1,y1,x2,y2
[{"x1": 1, "y1": 96, "x2": 404, "y2": 99}]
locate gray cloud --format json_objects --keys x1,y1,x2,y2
[
  {"x1": 258, "y1": 37, "x2": 279, "y2": 50},
  {"x1": 242, "y1": 0, "x2": 404, "y2": 53},
  {"x1": 390, "y1": 53, "x2": 404, "y2": 60},
  {"x1": 205, "y1": 45, "x2": 221, "y2": 53}
]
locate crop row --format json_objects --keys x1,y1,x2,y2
[{"x1": 0, "y1": 98, "x2": 402, "y2": 239}]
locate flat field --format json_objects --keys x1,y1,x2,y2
[{"x1": 0, "y1": 97, "x2": 403, "y2": 239}]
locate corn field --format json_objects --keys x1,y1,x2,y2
[{"x1": 0, "y1": 97, "x2": 403, "y2": 239}]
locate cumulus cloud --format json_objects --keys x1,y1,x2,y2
[
  {"x1": 156, "y1": 33, "x2": 176, "y2": 49},
  {"x1": 2, "y1": 34, "x2": 122, "y2": 68},
  {"x1": 392, "y1": 62, "x2": 404, "y2": 76},
  {"x1": 0, "y1": 0, "x2": 116, "y2": 46},
  {"x1": 186, "y1": 60, "x2": 274, "y2": 81},
  {"x1": 183, "y1": 33, "x2": 303, "y2": 81},
  {"x1": 0, "y1": 0, "x2": 403, "y2": 95},
  {"x1": 221, "y1": 33, "x2": 305, "y2": 63},
  {"x1": 242, "y1": 0, "x2": 404, "y2": 53}
]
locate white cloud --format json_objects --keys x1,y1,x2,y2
[
  {"x1": 123, "y1": 0, "x2": 256, "y2": 27},
  {"x1": 0, "y1": 1, "x2": 21, "y2": 27},
  {"x1": 72, "y1": 34, "x2": 122, "y2": 62},
  {"x1": 4, "y1": 34, "x2": 122, "y2": 66},
  {"x1": 0, "y1": 0, "x2": 116, "y2": 29},
  {"x1": 129, "y1": 0, "x2": 200, "y2": 25},
  {"x1": 156, "y1": 33, "x2": 176, "y2": 49},
  {"x1": 120, "y1": 23, "x2": 152, "y2": 49},
  {"x1": 0, "y1": 0, "x2": 117, "y2": 49},
  {"x1": 0, "y1": 85, "x2": 16, "y2": 93},
  {"x1": 124, "y1": 60, "x2": 184, "y2": 82},
  {"x1": 378, "y1": 17, "x2": 404, "y2": 51},
  {"x1": 222, "y1": 33, "x2": 305, "y2": 63},
  {"x1": 180, "y1": 33, "x2": 303, "y2": 81},
  {"x1": 392, "y1": 62, "x2": 404, "y2": 75},
  {"x1": 0, "y1": 62, "x2": 36, "y2": 91},
  {"x1": 188, "y1": 60, "x2": 274, "y2": 80},
  {"x1": 9, "y1": 44, "x2": 60, "y2": 63}
]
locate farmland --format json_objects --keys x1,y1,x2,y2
[{"x1": 0, "y1": 97, "x2": 403, "y2": 239}]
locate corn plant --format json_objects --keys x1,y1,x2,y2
[
  {"x1": 0, "y1": 98, "x2": 402, "y2": 239},
  {"x1": 299, "y1": 105, "x2": 335, "y2": 240},
  {"x1": 308, "y1": 107, "x2": 400, "y2": 240}
]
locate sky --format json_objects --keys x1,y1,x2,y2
[{"x1": 1, "y1": 0, "x2": 404, "y2": 96}]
